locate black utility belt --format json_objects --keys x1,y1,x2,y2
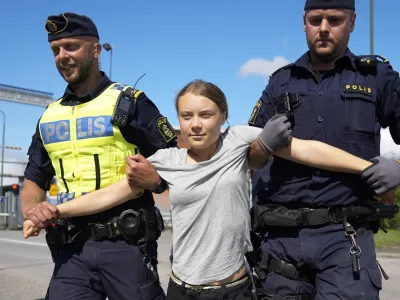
[
  {"x1": 47, "y1": 207, "x2": 165, "y2": 247},
  {"x1": 251, "y1": 201, "x2": 399, "y2": 230}
]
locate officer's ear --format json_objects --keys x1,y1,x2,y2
[
  {"x1": 303, "y1": 12, "x2": 307, "y2": 32},
  {"x1": 93, "y1": 42, "x2": 102, "y2": 59}
]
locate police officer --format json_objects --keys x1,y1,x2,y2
[
  {"x1": 248, "y1": 0, "x2": 400, "y2": 299},
  {"x1": 20, "y1": 12, "x2": 176, "y2": 300}
]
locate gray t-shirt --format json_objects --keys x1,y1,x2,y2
[{"x1": 148, "y1": 125, "x2": 262, "y2": 285}]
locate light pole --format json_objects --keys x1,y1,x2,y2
[
  {"x1": 102, "y1": 43, "x2": 114, "y2": 80},
  {"x1": 0, "y1": 110, "x2": 5, "y2": 197},
  {"x1": 370, "y1": 0, "x2": 374, "y2": 55}
]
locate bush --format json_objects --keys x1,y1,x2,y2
[{"x1": 380, "y1": 187, "x2": 400, "y2": 230}]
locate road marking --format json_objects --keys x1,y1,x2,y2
[{"x1": 0, "y1": 238, "x2": 47, "y2": 247}]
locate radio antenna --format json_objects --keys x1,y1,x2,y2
[{"x1": 133, "y1": 73, "x2": 146, "y2": 89}]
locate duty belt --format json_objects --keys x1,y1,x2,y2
[
  {"x1": 87, "y1": 219, "x2": 123, "y2": 241},
  {"x1": 252, "y1": 201, "x2": 399, "y2": 232}
]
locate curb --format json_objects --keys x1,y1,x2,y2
[{"x1": 376, "y1": 252, "x2": 400, "y2": 259}]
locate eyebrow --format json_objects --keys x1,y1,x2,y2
[{"x1": 307, "y1": 11, "x2": 346, "y2": 18}]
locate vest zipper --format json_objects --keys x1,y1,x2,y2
[{"x1": 71, "y1": 105, "x2": 79, "y2": 194}]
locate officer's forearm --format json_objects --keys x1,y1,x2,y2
[
  {"x1": 57, "y1": 179, "x2": 143, "y2": 218},
  {"x1": 273, "y1": 137, "x2": 373, "y2": 174},
  {"x1": 248, "y1": 141, "x2": 272, "y2": 169},
  {"x1": 20, "y1": 179, "x2": 47, "y2": 219}
]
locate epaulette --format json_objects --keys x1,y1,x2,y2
[
  {"x1": 122, "y1": 87, "x2": 143, "y2": 103},
  {"x1": 355, "y1": 55, "x2": 390, "y2": 69},
  {"x1": 269, "y1": 63, "x2": 294, "y2": 78},
  {"x1": 132, "y1": 89, "x2": 143, "y2": 100}
]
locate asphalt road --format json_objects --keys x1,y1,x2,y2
[{"x1": 0, "y1": 229, "x2": 399, "y2": 300}]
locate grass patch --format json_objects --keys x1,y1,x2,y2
[{"x1": 374, "y1": 229, "x2": 400, "y2": 249}]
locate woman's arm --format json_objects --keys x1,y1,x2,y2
[
  {"x1": 57, "y1": 179, "x2": 143, "y2": 218},
  {"x1": 248, "y1": 136, "x2": 395, "y2": 204},
  {"x1": 273, "y1": 137, "x2": 372, "y2": 174},
  {"x1": 248, "y1": 141, "x2": 271, "y2": 169},
  {"x1": 23, "y1": 179, "x2": 143, "y2": 238},
  {"x1": 248, "y1": 114, "x2": 373, "y2": 173}
]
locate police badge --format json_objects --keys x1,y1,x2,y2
[{"x1": 156, "y1": 117, "x2": 176, "y2": 143}]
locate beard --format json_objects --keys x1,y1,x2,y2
[
  {"x1": 308, "y1": 36, "x2": 349, "y2": 63},
  {"x1": 58, "y1": 45, "x2": 94, "y2": 84}
]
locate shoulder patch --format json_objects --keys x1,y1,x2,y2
[
  {"x1": 156, "y1": 116, "x2": 177, "y2": 143},
  {"x1": 248, "y1": 99, "x2": 263, "y2": 125},
  {"x1": 269, "y1": 63, "x2": 294, "y2": 78}
]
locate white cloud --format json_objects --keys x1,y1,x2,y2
[
  {"x1": 380, "y1": 128, "x2": 400, "y2": 159},
  {"x1": 238, "y1": 56, "x2": 290, "y2": 78}
]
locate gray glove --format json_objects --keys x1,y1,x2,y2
[
  {"x1": 361, "y1": 156, "x2": 400, "y2": 195},
  {"x1": 257, "y1": 114, "x2": 292, "y2": 153}
]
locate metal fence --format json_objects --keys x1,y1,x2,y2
[{"x1": 0, "y1": 191, "x2": 23, "y2": 229}]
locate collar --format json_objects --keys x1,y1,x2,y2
[
  {"x1": 61, "y1": 71, "x2": 112, "y2": 103},
  {"x1": 294, "y1": 48, "x2": 357, "y2": 71}
]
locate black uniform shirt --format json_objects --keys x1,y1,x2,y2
[{"x1": 249, "y1": 49, "x2": 400, "y2": 208}]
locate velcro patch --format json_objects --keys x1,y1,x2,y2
[
  {"x1": 344, "y1": 84, "x2": 372, "y2": 96},
  {"x1": 248, "y1": 99, "x2": 263, "y2": 125},
  {"x1": 156, "y1": 117, "x2": 176, "y2": 143}
]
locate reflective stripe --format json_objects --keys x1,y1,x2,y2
[
  {"x1": 94, "y1": 154, "x2": 100, "y2": 190},
  {"x1": 59, "y1": 159, "x2": 69, "y2": 193}
]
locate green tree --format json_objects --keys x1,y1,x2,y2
[
  {"x1": 379, "y1": 187, "x2": 400, "y2": 230},
  {"x1": 396, "y1": 187, "x2": 400, "y2": 203}
]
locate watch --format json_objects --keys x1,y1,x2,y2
[{"x1": 153, "y1": 177, "x2": 167, "y2": 194}]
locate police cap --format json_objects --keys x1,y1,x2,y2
[
  {"x1": 45, "y1": 12, "x2": 99, "y2": 42},
  {"x1": 304, "y1": 0, "x2": 355, "y2": 11}
]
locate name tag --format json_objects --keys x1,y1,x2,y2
[{"x1": 344, "y1": 84, "x2": 372, "y2": 96}]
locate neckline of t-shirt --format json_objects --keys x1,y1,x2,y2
[{"x1": 184, "y1": 136, "x2": 224, "y2": 166}]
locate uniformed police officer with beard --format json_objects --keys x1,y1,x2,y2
[
  {"x1": 20, "y1": 12, "x2": 176, "y2": 300},
  {"x1": 248, "y1": 0, "x2": 400, "y2": 299}
]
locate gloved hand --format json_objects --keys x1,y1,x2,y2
[
  {"x1": 257, "y1": 114, "x2": 292, "y2": 153},
  {"x1": 361, "y1": 156, "x2": 400, "y2": 195}
]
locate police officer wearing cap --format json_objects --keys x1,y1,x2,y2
[
  {"x1": 21, "y1": 12, "x2": 176, "y2": 300},
  {"x1": 248, "y1": 0, "x2": 400, "y2": 299}
]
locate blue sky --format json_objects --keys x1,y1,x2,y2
[{"x1": 1, "y1": 0, "x2": 399, "y2": 162}]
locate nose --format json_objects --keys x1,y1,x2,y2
[
  {"x1": 319, "y1": 18, "x2": 329, "y2": 35},
  {"x1": 191, "y1": 116, "x2": 202, "y2": 131},
  {"x1": 57, "y1": 47, "x2": 70, "y2": 62}
]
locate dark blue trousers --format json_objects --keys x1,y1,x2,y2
[
  {"x1": 261, "y1": 224, "x2": 382, "y2": 300},
  {"x1": 48, "y1": 238, "x2": 165, "y2": 300}
]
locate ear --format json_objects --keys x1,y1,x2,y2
[
  {"x1": 94, "y1": 42, "x2": 102, "y2": 59},
  {"x1": 221, "y1": 111, "x2": 227, "y2": 124},
  {"x1": 303, "y1": 12, "x2": 307, "y2": 31}
]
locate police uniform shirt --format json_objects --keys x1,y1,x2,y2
[
  {"x1": 249, "y1": 48, "x2": 400, "y2": 208},
  {"x1": 25, "y1": 72, "x2": 177, "y2": 219}
]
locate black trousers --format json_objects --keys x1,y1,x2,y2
[
  {"x1": 166, "y1": 277, "x2": 253, "y2": 300},
  {"x1": 47, "y1": 238, "x2": 165, "y2": 300}
]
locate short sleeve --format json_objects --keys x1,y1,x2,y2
[{"x1": 229, "y1": 126, "x2": 262, "y2": 146}]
